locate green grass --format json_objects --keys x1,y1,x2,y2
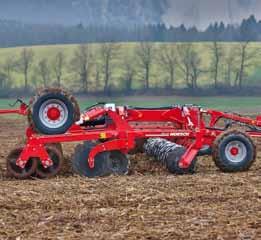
[
  {"x1": 0, "y1": 99, "x2": 16, "y2": 109},
  {"x1": 1, "y1": 96, "x2": 261, "y2": 113}
]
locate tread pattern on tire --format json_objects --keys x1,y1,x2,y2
[
  {"x1": 212, "y1": 129, "x2": 256, "y2": 172},
  {"x1": 28, "y1": 88, "x2": 80, "y2": 133}
]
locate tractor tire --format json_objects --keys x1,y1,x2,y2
[
  {"x1": 212, "y1": 130, "x2": 256, "y2": 172},
  {"x1": 166, "y1": 148, "x2": 197, "y2": 175},
  {"x1": 72, "y1": 142, "x2": 129, "y2": 178},
  {"x1": 35, "y1": 144, "x2": 64, "y2": 178},
  {"x1": 28, "y1": 88, "x2": 80, "y2": 135},
  {"x1": 6, "y1": 145, "x2": 37, "y2": 179}
]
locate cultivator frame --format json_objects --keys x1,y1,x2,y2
[{"x1": 1, "y1": 91, "x2": 261, "y2": 178}]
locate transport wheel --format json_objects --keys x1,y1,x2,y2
[
  {"x1": 72, "y1": 142, "x2": 111, "y2": 178},
  {"x1": 36, "y1": 144, "x2": 64, "y2": 178},
  {"x1": 166, "y1": 147, "x2": 197, "y2": 175},
  {"x1": 28, "y1": 88, "x2": 80, "y2": 135},
  {"x1": 213, "y1": 130, "x2": 256, "y2": 172},
  {"x1": 6, "y1": 146, "x2": 37, "y2": 179}
]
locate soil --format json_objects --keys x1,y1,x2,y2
[{"x1": 0, "y1": 118, "x2": 260, "y2": 240}]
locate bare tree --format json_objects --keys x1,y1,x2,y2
[
  {"x1": 18, "y1": 48, "x2": 34, "y2": 90},
  {"x1": 158, "y1": 44, "x2": 177, "y2": 88},
  {"x1": 122, "y1": 55, "x2": 136, "y2": 93},
  {"x1": 1, "y1": 56, "x2": 16, "y2": 88},
  {"x1": 94, "y1": 62, "x2": 101, "y2": 91},
  {"x1": 53, "y1": 51, "x2": 65, "y2": 87},
  {"x1": 136, "y1": 42, "x2": 153, "y2": 90},
  {"x1": 71, "y1": 44, "x2": 93, "y2": 93},
  {"x1": 235, "y1": 42, "x2": 260, "y2": 89},
  {"x1": 209, "y1": 41, "x2": 223, "y2": 88},
  {"x1": 177, "y1": 43, "x2": 193, "y2": 88},
  {"x1": 189, "y1": 50, "x2": 203, "y2": 89},
  {"x1": 100, "y1": 43, "x2": 118, "y2": 93},
  {"x1": 37, "y1": 58, "x2": 50, "y2": 88},
  {"x1": 177, "y1": 44, "x2": 203, "y2": 89},
  {"x1": 223, "y1": 47, "x2": 236, "y2": 87},
  {"x1": 0, "y1": 73, "x2": 6, "y2": 89}
]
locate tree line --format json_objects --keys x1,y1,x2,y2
[
  {"x1": 0, "y1": 41, "x2": 260, "y2": 97},
  {"x1": 0, "y1": 15, "x2": 261, "y2": 47}
]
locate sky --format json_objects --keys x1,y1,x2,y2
[{"x1": 163, "y1": 0, "x2": 261, "y2": 29}]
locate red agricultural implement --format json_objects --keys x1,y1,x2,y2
[{"x1": 0, "y1": 88, "x2": 260, "y2": 179}]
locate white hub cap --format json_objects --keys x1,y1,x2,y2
[
  {"x1": 225, "y1": 141, "x2": 247, "y2": 163},
  {"x1": 38, "y1": 99, "x2": 69, "y2": 129}
]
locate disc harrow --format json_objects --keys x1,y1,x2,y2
[{"x1": 0, "y1": 88, "x2": 260, "y2": 179}]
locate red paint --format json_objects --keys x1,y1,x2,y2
[
  {"x1": 230, "y1": 147, "x2": 239, "y2": 156},
  {"x1": 47, "y1": 107, "x2": 61, "y2": 121},
  {"x1": 1, "y1": 100, "x2": 261, "y2": 173}
]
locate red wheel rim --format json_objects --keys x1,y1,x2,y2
[
  {"x1": 230, "y1": 147, "x2": 239, "y2": 156},
  {"x1": 39, "y1": 99, "x2": 69, "y2": 129},
  {"x1": 47, "y1": 107, "x2": 61, "y2": 121}
]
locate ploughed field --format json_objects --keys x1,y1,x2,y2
[{"x1": 0, "y1": 117, "x2": 260, "y2": 240}]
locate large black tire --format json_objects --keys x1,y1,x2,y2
[
  {"x1": 213, "y1": 130, "x2": 256, "y2": 172},
  {"x1": 30, "y1": 90, "x2": 76, "y2": 135},
  {"x1": 28, "y1": 88, "x2": 80, "y2": 135},
  {"x1": 72, "y1": 142, "x2": 129, "y2": 178},
  {"x1": 166, "y1": 148, "x2": 196, "y2": 175}
]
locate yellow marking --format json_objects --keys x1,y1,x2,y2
[{"x1": 100, "y1": 132, "x2": 107, "y2": 139}]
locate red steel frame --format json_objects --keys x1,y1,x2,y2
[{"x1": 2, "y1": 102, "x2": 261, "y2": 170}]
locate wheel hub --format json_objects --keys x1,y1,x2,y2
[
  {"x1": 230, "y1": 147, "x2": 239, "y2": 156},
  {"x1": 225, "y1": 141, "x2": 247, "y2": 163},
  {"x1": 47, "y1": 107, "x2": 61, "y2": 121},
  {"x1": 39, "y1": 99, "x2": 69, "y2": 129}
]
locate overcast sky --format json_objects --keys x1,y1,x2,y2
[{"x1": 163, "y1": 0, "x2": 261, "y2": 29}]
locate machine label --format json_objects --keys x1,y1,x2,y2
[
  {"x1": 170, "y1": 132, "x2": 190, "y2": 137},
  {"x1": 145, "y1": 132, "x2": 190, "y2": 137}
]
